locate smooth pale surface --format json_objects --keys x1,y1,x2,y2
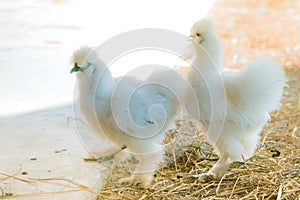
[{"x1": 0, "y1": 105, "x2": 106, "y2": 199}]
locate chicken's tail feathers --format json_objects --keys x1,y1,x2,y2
[{"x1": 238, "y1": 55, "x2": 287, "y2": 115}]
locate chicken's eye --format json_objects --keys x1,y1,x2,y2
[{"x1": 196, "y1": 33, "x2": 201, "y2": 37}]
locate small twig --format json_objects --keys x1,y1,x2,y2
[
  {"x1": 276, "y1": 183, "x2": 283, "y2": 200},
  {"x1": 173, "y1": 149, "x2": 178, "y2": 172},
  {"x1": 282, "y1": 169, "x2": 300, "y2": 176},
  {"x1": 84, "y1": 145, "x2": 127, "y2": 163},
  {"x1": 229, "y1": 176, "x2": 240, "y2": 199},
  {"x1": 182, "y1": 182, "x2": 216, "y2": 200},
  {"x1": 1, "y1": 189, "x2": 84, "y2": 199},
  {"x1": 0, "y1": 172, "x2": 36, "y2": 186},
  {"x1": 28, "y1": 177, "x2": 95, "y2": 194},
  {"x1": 216, "y1": 173, "x2": 227, "y2": 195}
]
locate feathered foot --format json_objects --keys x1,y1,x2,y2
[
  {"x1": 118, "y1": 173, "x2": 153, "y2": 188},
  {"x1": 195, "y1": 155, "x2": 232, "y2": 183},
  {"x1": 197, "y1": 172, "x2": 217, "y2": 183},
  {"x1": 119, "y1": 148, "x2": 164, "y2": 187}
]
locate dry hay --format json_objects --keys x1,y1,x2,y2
[
  {"x1": 0, "y1": 170, "x2": 96, "y2": 198},
  {"x1": 96, "y1": 0, "x2": 300, "y2": 199}
]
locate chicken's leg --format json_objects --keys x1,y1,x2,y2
[
  {"x1": 198, "y1": 154, "x2": 231, "y2": 183},
  {"x1": 119, "y1": 148, "x2": 164, "y2": 187}
]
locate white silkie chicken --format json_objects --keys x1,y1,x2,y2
[
  {"x1": 184, "y1": 18, "x2": 287, "y2": 182},
  {"x1": 70, "y1": 47, "x2": 185, "y2": 186}
]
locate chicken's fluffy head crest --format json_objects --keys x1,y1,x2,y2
[
  {"x1": 191, "y1": 18, "x2": 214, "y2": 35},
  {"x1": 190, "y1": 18, "x2": 214, "y2": 44},
  {"x1": 71, "y1": 46, "x2": 93, "y2": 66}
]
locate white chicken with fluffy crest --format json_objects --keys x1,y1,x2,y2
[
  {"x1": 185, "y1": 18, "x2": 287, "y2": 182},
  {"x1": 71, "y1": 46, "x2": 185, "y2": 186}
]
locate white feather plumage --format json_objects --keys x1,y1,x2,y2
[
  {"x1": 185, "y1": 18, "x2": 287, "y2": 181},
  {"x1": 71, "y1": 47, "x2": 184, "y2": 186}
]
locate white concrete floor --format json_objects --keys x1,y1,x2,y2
[
  {"x1": 0, "y1": 105, "x2": 106, "y2": 199},
  {"x1": 0, "y1": 1, "x2": 110, "y2": 199}
]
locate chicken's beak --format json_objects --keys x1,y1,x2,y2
[
  {"x1": 70, "y1": 63, "x2": 83, "y2": 74},
  {"x1": 188, "y1": 35, "x2": 194, "y2": 41}
]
